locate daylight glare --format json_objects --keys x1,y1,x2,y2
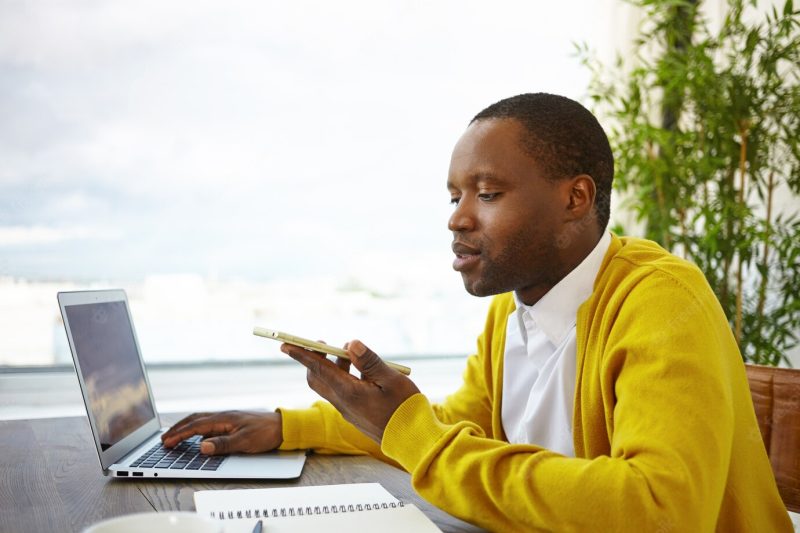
[{"x1": 0, "y1": 0, "x2": 631, "y2": 365}]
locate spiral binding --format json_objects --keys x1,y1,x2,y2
[{"x1": 209, "y1": 500, "x2": 406, "y2": 520}]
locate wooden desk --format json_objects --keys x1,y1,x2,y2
[{"x1": 0, "y1": 415, "x2": 484, "y2": 532}]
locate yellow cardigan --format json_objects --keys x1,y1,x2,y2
[{"x1": 279, "y1": 235, "x2": 791, "y2": 532}]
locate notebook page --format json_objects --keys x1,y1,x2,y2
[
  {"x1": 195, "y1": 483, "x2": 397, "y2": 519},
  {"x1": 213, "y1": 504, "x2": 441, "y2": 533},
  {"x1": 194, "y1": 483, "x2": 441, "y2": 533}
]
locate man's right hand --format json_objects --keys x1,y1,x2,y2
[{"x1": 160, "y1": 411, "x2": 283, "y2": 455}]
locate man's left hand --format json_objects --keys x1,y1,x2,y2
[{"x1": 280, "y1": 339, "x2": 420, "y2": 443}]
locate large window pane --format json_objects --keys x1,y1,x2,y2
[{"x1": 0, "y1": 0, "x2": 616, "y2": 367}]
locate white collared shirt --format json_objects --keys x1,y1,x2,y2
[{"x1": 501, "y1": 232, "x2": 611, "y2": 456}]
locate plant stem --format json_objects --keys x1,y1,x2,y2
[
  {"x1": 756, "y1": 168, "x2": 774, "y2": 322},
  {"x1": 678, "y1": 207, "x2": 687, "y2": 258},
  {"x1": 722, "y1": 168, "x2": 734, "y2": 313},
  {"x1": 647, "y1": 141, "x2": 671, "y2": 249},
  {"x1": 657, "y1": 1, "x2": 696, "y2": 255},
  {"x1": 656, "y1": 173, "x2": 671, "y2": 249},
  {"x1": 734, "y1": 124, "x2": 749, "y2": 345}
]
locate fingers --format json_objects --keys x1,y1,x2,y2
[
  {"x1": 346, "y1": 340, "x2": 393, "y2": 382},
  {"x1": 164, "y1": 412, "x2": 211, "y2": 435},
  {"x1": 200, "y1": 435, "x2": 232, "y2": 455},
  {"x1": 280, "y1": 343, "x2": 335, "y2": 375},
  {"x1": 338, "y1": 342, "x2": 353, "y2": 373},
  {"x1": 280, "y1": 343, "x2": 355, "y2": 400},
  {"x1": 161, "y1": 415, "x2": 233, "y2": 448},
  {"x1": 161, "y1": 412, "x2": 212, "y2": 445},
  {"x1": 335, "y1": 355, "x2": 352, "y2": 373}
]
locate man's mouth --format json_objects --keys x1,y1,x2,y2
[{"x1": 452, "y1": 241, "x2": 481, "y2": 271}]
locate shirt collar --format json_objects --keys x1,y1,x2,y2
[{"x1": 514, "y1": 231, "x2": 611, "y2": 347}]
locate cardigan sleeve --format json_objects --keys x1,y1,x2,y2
[
  {"x1": 277, "y1": 401, "x2": 399, "y2": 467},
  {"x1": 379, "y1": 272, "x2": 747, "y2": 532},
  {"x1": 277, "y1": 294, "x2": 513, "y2": 462},
  {"x1": 274, "y1": 339, "x2": 495, "y2": 467}
]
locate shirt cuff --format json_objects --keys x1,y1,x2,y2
[
  {"x1": 380, "y1": 393, "x2": 450, "y2": 472},
  {"x1": 276, "y1": 407, "x2": 323, "y2": 450}
]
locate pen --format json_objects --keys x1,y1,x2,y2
[{"x1": 252, "y1": 519, "x2": 263, "y2": 533}]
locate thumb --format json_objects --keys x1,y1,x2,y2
[
  {"x1": 200, "y1": 435, "x2": 231, "y2": 455},
  {"x1": 346, "y1": 340, "x2": 393, "y2": 381}
]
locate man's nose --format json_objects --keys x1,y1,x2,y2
[{"x1": 448, "y1": 199, "x2": 475, "y2": 232}]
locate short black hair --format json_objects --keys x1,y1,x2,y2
[{"x1": 471, "y1": 93, "x2": 614, "y2": 231}]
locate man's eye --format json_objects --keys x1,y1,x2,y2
[
  {"x1": 450, "y1": 197, "x2": 461, "y2": 206},
  {"x1": 478, "y1": 192, "x2": 500, "y2": 201}
]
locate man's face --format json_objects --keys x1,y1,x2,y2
[{"x1": 447, "y1": 118, "x2": 567, "y2": 303}]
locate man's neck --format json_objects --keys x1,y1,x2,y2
[{"x1": 515, "y1": 231, "x2": 604, "y2": 307}]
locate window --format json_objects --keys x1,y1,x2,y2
[{"x1": 0, "y1": 1, "x2": 624, "y2": 369}]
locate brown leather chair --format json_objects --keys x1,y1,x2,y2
[{"x1": 746, "y1": 364, "x2": 800, "y2": 513}]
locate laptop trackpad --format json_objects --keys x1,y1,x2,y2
[{"x1": 220, "y1": 451, "x2": 306, "y2": 479}]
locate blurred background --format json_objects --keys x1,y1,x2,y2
[{"x1": 1, "y1": 0, "x2": 797, "y2": 418}]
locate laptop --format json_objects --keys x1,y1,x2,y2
[{"x1": 57, "y1": 289, "x2": 307, "y2": 480}]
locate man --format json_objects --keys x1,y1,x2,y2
[{"x1": 163, "y1": 94, "x2": 790, "y2": 531}]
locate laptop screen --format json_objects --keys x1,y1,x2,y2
[{"x1": 64, "y1": 301, "x2": 156, "y2": 451}]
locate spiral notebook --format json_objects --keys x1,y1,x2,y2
[{"x1": 194, "y1": 483, "x2": 442, "y2": 532}]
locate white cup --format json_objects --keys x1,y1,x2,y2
[{"x1": 83, "y1": 511, "x2": 223, "y2": 533}]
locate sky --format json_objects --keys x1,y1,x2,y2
[{"x1": 0, "y1": 0, "x2": 631, "y2": 284}]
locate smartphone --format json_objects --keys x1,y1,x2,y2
[{"x1": 253, "y1": 327, "x2": 411, "y2": 375}]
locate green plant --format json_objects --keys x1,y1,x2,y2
[{"x1": 578, "y1": 0, "x2": 800, "y2": 365}]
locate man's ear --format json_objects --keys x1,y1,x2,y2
[{"x1": 564, "y1": 174, "x2": 596, "y2": 222}]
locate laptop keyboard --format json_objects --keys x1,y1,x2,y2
[{"x1": 129, "y1": 435, "x2": 226, "y2": 471}]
